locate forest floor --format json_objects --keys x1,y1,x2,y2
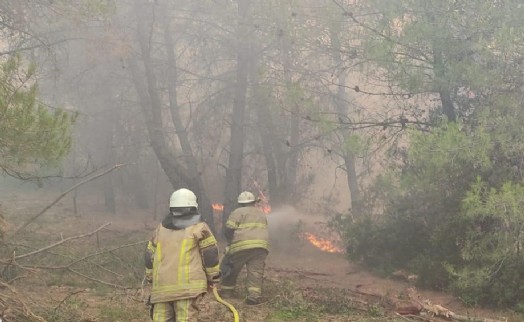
[{"x1": 0, "y1": 188, "x2": 520, "y2": 322}]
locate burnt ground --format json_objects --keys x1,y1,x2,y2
[{"x1": 0, "y1": 189, "x2": 519, "y2": 322}]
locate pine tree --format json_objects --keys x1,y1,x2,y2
[{"x1": 0, "y1": 55, "x2": 76, "y2": 179}]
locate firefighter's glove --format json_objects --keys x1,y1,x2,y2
[
  {"x1": 207, "y1": 273, "x2": 220, "y2": 293},
  {"x1": 207, "y1": 280, "x2": 218, "y2": 293}
]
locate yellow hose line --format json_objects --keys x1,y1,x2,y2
[{"x1": 212, "y1": 287, "x2": 239, "y2": 322}]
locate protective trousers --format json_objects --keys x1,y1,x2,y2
[
  {"x1": 220, "y1": 248, "x2": 268, "y2": 301},
  {"x1": 152, "y1": 295, "x2": 202, "y2": 322}
]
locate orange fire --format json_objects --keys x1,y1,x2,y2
[
  {"x1": 211, "y1": 182, "x2": 272, "y2": 214},
  {"x1": 259, "y1": 204, "x2": 272, "y2": 214},
  {"x1": 254, "y1": 182, "x2": 271, "y2": 214},
  {"x1": 301, "y1": 232, "x2": 344, "y2": 253},
  {"x1": 212, "y1": 203, "x2": 224, "y2": 212}
]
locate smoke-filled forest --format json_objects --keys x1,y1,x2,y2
[{"x1": 1, "y1": 1, "x2": 524, "y2": 321}]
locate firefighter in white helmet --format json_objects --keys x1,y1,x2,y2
[
  {"x1": 219, "y1": 191, "x2": 269, "y2": 305},
  {"x1": 145, "y1": 188, "x2": 220, "y2": 321}
]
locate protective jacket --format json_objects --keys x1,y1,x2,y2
[
  {"x1": 145, "y1": 213, "x2": 220, "y2": 304},
  {"x1": 225, "y1": 206, "x2": 268, "y2": 254}
]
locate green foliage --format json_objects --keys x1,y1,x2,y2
[
  {"x1": 446, "y1": 180, "x2": 524, "y2": 307},
  {"x1": 404, "y1": 123, "x2": 491, "y2": 194},
  {"x1": 340, "y1": 122, "x2": 486, "y2": 270},
  {"x1": 52, "y1": 0, "x2": 116, "y2": 18},
  {"x1": 335, "y1": 1, "x2": 524, "y2": 310},
  {"x1": 337, "y1": 114, "x2": 524, "y2": 309},
  {"x1": 342, "y1": 134, "x2": 364, "y2": 155},
  {"x1": 265, "y1": 279, "x2": 367, "y2": 321},
  {"x1": 361, "y1": 0, "x2": 524, "y2": 120},
  {"x1": 0, "y1": 55, "x2": 76, "y2": 178}
]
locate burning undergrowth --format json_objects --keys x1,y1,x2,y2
[
  {"x1": 299, "y1": 232, "x2": 344, "y2": 254},
  {"x1": 266, "y1": 205, "x2": 344, "y2": 255}
]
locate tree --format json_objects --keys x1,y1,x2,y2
[
  {"x1": 334, "y1": 0, "x2": 524, "y2": 309},
  {"x1": 222, "y1": 0, "x2": 253, "y2": 222},
  {"x1": 339, "y1": 0, "x2": 524, "y2": 122},
  {"x1": 0, "y1": 54, "x2": 75, "y2": 179},
  {"x1": 127, "y1": 0, "x2": 219, "y2": 225}
]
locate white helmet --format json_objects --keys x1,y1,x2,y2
[
  {"x1": 237, "y1": 191, "x2": 256, "y2": 204},
  {"x1": 170, "y1": 188, "x2": 198, "y2": 208}
]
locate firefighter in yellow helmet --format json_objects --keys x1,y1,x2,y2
[
  {"x1": 220, "y1": 191, "x2": 269, "y2": 305},
  {"x1": 145, "y1": 188, "x2": 220, "y2": 321}
]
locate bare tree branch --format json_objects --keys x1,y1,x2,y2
[
  {"x1": 68, "y1": 267, "x2": 125, "y2": 289},
  {"x1": 8, "y1": 164, "x2": 128, "y2": 238},
  {"x1": 12, "y1": 240, "x2": 147, "y2": 270},
  {"x1": 0, "y1": 38, "x2": 69, "y2": 56},
  {"x1": 52, "y1": 289, "x2": 86, "y2": 314},
  {"x1": 14, "y1": 223, "x2": 111, "y2": 260}
]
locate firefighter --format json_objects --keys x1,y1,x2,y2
[
  {"x1": 145, "y1": 188, "x2": 220, "y2": 322},
  {"x1": 220, "y1": 191, "x2": 269, "y2": 305}
]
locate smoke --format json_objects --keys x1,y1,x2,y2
[
  {"x1": 267, "y1": 204, "x2": 344, "y2": 256},
  {"x1": 266, "y1": 205, "x2": 309, "y2": 254}
]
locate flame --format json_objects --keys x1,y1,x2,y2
[
  {"x1": 259, "y1": 204, "x2": 271, "y2": 214},
  {"x1": 212, "y1": 203, "x2": 224, "y2": 212},
  {"x1": 253, "y1": 181, "x2": 271, "y2": 214},
  {"x1": 211, "y1": 182, "x2": 272, "y2": 214},
  {"x1": 301, "y1": 232, "x2": 344, "y2": 253}
]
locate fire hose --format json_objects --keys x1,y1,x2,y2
[
  {"x1": 212, "y1": 286, "x2": 239, "y2": 322},
  {"x1": 146, "y1": 289, "x2": 239, "y2": 321}
]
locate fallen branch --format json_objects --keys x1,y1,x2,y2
[
  {"x1": 404, "y1": 288, "x2": 505, "y2": 322},
  {"x1": 52, "y1": 289, "x2": 86, "y2": 314},
  {"x1": 0, "y1": 281, "x2": 47, "y2": 322},
  {"x1": 3, "y1": 240, "x2": 146, "y2": 278},
  {"x1": 9, "y1": 164, "x2": 128, "y2": 238},
  {"x1": 0, "y1": 237, "x2": 145, "y2": 292},
  {"x1": 421, "y1": 300, "x2": 505, "y2": 322},
  {"x1": 14, "y1": 223, "x2": 111, "y2": 260},
  {"x1": 68, "y1": 268, "x2": 125, "y2": 289}
]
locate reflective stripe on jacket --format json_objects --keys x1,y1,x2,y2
[
  {"x1": 148, "y1": 221, "x2": 219, "y2": 303},
  {"x1": 226, "y1": 206, "x2": 269, "y2": 254}
]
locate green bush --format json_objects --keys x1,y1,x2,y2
[
  {"x1": 448, "y1": 181, "x2": 524, "y2": 308},
  {"x1": 336, "y1": 119, "x2": 524, "y2": 310}
]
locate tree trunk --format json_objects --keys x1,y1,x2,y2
[
  {"x1": 128, "y1": 0, "x2": 214, "y2": 229},
  {"x1": 132, "y1": 168, "x2": 150, "y2": 209},
  {"x1": 253, "y1": 85, "x2": 280, "y2": 204},
  {"x1": 101, "y1": 104, "x2": 117, "y2": 215},
  {"x1": 160, "y1": 0, "x2": 213, "y2": 226},
  {"x1": 429, "y1": 10, "x2": 456, "y2": 123},
  {"x1": 130, "y1": 1, "x2": 191, "y2": 184},
  {"x1": 223, "y1": 0, "x2": 251, "y2": 228},
  {"x1": 330, "y1": 28, "x2": 362, "y2": 215},
  {"x1": 279, "y1": 19, "x2": 300, "y2": 205},
  {"x1": 254, "y1": 6, "x2": 301, "y2": 207},
  {"x1": 129, "y1": 0, "x2": 214, "y2": 228},
  {"x1": 433, "y1": 46, "x2": 456, "y2": 122}
]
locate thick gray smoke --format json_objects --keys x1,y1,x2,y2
[{"x1": 266, "y1": 205, "x2": 308, "y2": 254}]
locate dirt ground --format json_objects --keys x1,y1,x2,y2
[{"x1": 0, "y1": 189, "x2": 518, "y2": 321}]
